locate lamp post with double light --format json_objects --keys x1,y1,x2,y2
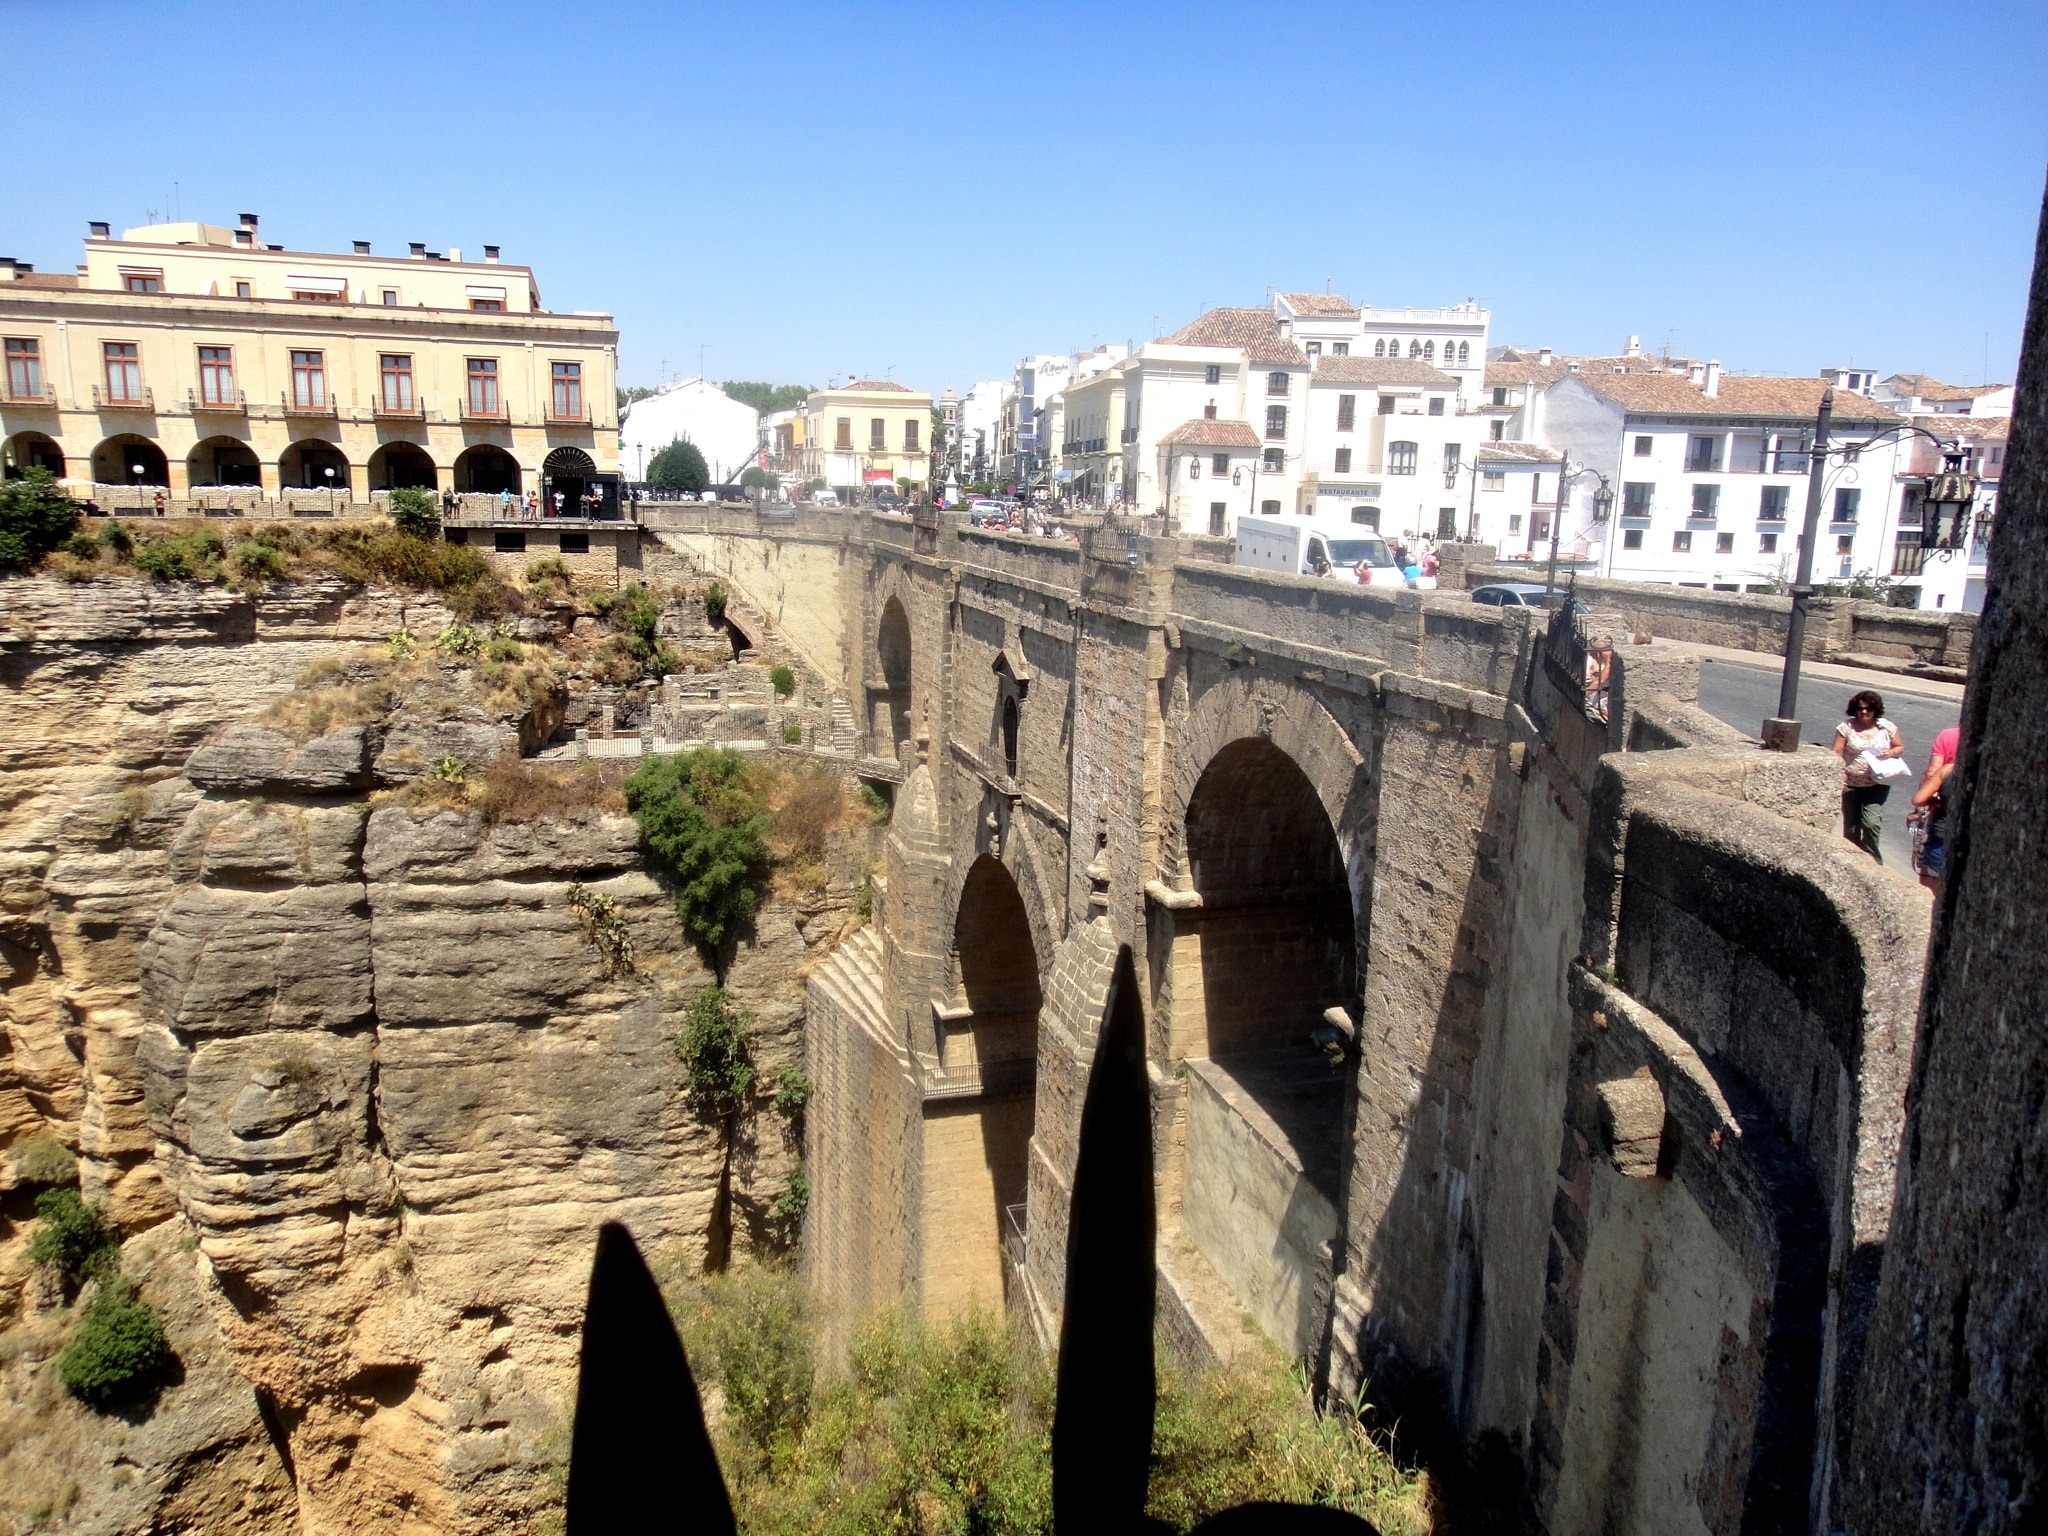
[{"x1": 1540, "y1": 461, "x2": 1614, "y2": 612}]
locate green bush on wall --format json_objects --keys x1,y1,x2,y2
[
  {"x1": 58, "y1": 1276, "x2": 169, "y2": 1411},
  {"x1": 626, "y1": 748, "x2": 770, "y2": 953}
]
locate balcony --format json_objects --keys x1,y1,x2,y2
[
  {"x1": 460, "y1": 395, "x2": 508, "y2": 422},
  {"x1": 281, "y1": 391, "x2": 337, "y2": 419},
  {"x1": 545, "y1": 400, "x2": 591, "y2": 426},
  {"x1": 1891, "y1": 542, "x2": 1927, "y2": 576},
  {"x1": 93, "y1": 385, "x2": 154, "y2": 411},
  {"x1": 190, "y1": 388, "x2": 247, "y2": 414},
  {"x1": 2, "y1": 381, "x2": 56, "y2": 408},
  {"x1": 373, "y1": 394, "x2": 426, "y2": 421}
]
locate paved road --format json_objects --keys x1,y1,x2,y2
[{"x1": 1693, "y1": 657, "x2": 1960, "y2": 869}]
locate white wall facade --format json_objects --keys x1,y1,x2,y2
[{"x1": 620, "y1": 377, "x2": 761, "y2": 483}]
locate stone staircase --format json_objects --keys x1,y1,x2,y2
[
  {"x1": 809, "y1": 923, "x2": 889, "y2": 1044},
  {"x1": 828, "y1": 695, "x2": 860, "y2": 757}
]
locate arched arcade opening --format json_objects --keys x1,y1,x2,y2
[
  {"x1": 874, "y1": 596, "x2": 913, "y2": 761},
  {"x1": 280, "y1": 438, "x2": 349, "y2": 492},
  {"x1": 455, "y1": 444, "x2": 521, "y2": 494},
  {"x1": 922, "y1": 852, "x2": 1040, "y2": 1317},
  {"x1": 3, "y1": 432, "x2": 65, "y2": 479},
  {"x1": 91, "y1": 435, "x2": 168, "y2": 486},
  {"x1": 370, "y1": 441, "x2": 437, "y2": 490},
  {"x1": 188, "y1": 435, "x2": 260, "y2": 487}
]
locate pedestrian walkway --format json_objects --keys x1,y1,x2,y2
[{"x1": 1654, "y1": 637, "x2": 1965, "y2": 707}]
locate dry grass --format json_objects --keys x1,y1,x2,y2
[
  {"x1": 380, "y1": 754, "x2": 633, "y2": 825},
  {"x1": 758, "y1": 764, "x2": 883, "y2": 901},
  {"x1": 260, "y1": 648, "x2": 407, "y2": 743}
]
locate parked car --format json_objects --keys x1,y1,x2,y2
[
  {"x1": 1471, "y1": 582, "x2": 1589, "y2": 613},
  {"x1": 811, "y1": 488, "x2": 840, "y2": 507},
  {"x1": 873, "y1": 491, "x2": 905, "y2": 510}
]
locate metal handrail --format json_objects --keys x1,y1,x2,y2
[
  {"x1": 461, "y1": 395, "x2": 508, "y2": 420},
  {"x1": 190, "y1": 388, "x2": 247, "y2": 412},
  {"x1": 281, "y1": 390, "x2": 337, "y2": 415},
  {"x1": 2, "y1": 381, "x2": 57, "y2": 406},
  {"x1": 92, "y1": 384, "x2": 155, "y2": 410}
]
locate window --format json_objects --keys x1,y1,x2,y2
[
  {"x1": 197, "y1": 345, "x2": 234, "y2": 405},
  {"x1": 465, "y1": 356, "x2": 497, "y2": 413},
  {"x1": 1350, "y1": 506, "x2": 1381, "y2": 528},
  {"x1": 1716, "y1": 532, "x2": 1735, "y2": 553},
  {"x1": 1672, "y1": 531, "x2": 1693, "y2": 552},
  {"x1": 1833, "y1": 488, "x2": 1861, "y2": 522},
  {"x1": 1423, "y1": 341, "x2": 1435, "y2": 362},
  {"x1": 102, "y1": 341, "x2": 141, "y2": 401},
  {"x1": 1388, "y1": 441, "x2": 1418, "y2": 475},
  {"x1": 1482, "y1": 469, "x2": 1505, "y2": 491},
  {"x1": 1265, "y1": 405, "x2": 1287, "y2": 440},
  {"x1": 1378, "y1": 395, "x2": 1397, "y2": 416},
  {"x1": 1210, "y1": 454, "x2": 1229, "y2": 476},
  {"x1": 560, "y1": 531, "x2": 590, "y2": 553},
  {"x1": 1759, "y1": 485, "x2": 1789, "y2": 520},
  {"x1": 1204, "y1": 364, "x2": 1221, "y2": 385},
  {"x1": 1492, "y1": 387, "x2": 1508, "y2": 406},
  {"x1": 381, "y1": 289, "x2": 398, "y2": 306},
  {"x1": 1260, "y1": 499, "x2": 1281, "y2": 516},
  {"x1": 1510, "y1": 515, "x2": 1523, "y2": 534},
  {"x1": 1203, "y1": 402, "x2": 1217, "y2": 420},
  {"x1": 5, "y1": 338, "x2": 42, "y2": 397},
  {"x1": 1267, "y1": 371, "x2": 1289, "y2": 395},
  {"x1": 1438, "y1": 508, "x2": 1458, "y2": 539},
  {"x1": 1490, "y1": 421, "x2": 1505, "y2": 441},
  {"x1": 550, "y1": 361, "x2": 582, "y2": 417},
  {"x1": 234, "y1": 280, "x2": 252, "y2": 299},
  {"x1": 1331, "y1": 343, "x2": 1348, "y2": 356},
  {"x1": 1374, "y1": 340, "x2": 1387, "y2": 357},
  {"x1": 1622, "y1": 482, "x2": 1653, "y2": 517},
  {"x1": 1622, "y1": 528, "x2": 1643, "y2": 549},
  {"x1": 1457, "y1": 342, "x2": 1470, "y2": 365},
  {"x1": 1691, "y1": 484, "x2": 1719, "y2": 518},
  {"x1": 495, "y1": 529, "x2": 527, "y2": 552},
  {"x1": 1685, "y1": 435, "x2": 1719, "y2": 472},
  {"x1": 372, "y1": 354, "x2": 414, "y2": 412},
  {"x1": 1336, "y1": 394, "x2": 1355, "y2": 431},
  {"x1": 835, "y1": 416, "x2": 852, "y2": 450},
  {"x1": 292, "y1": 349, "x2": 328, "y2": 408},
  {"x1": 1428, "y1": 397, "x2": 1444, "y2": 416},
  {"x1": 1335, "y1": 447, "x2": 1352, "y2": 473},
  {"x1": 292, "y1": 290, "x2": 341, "y2": 303},
  {"x1": 1836, "y1": 534, "x2": 1855, "y2": 556},
  {"x1": 1759, "y1": 532, "x2": 1778, "y2": 553},
  {"x1": 1262, "y1": 448, "x2": 1283, "y2": 471},
  {"x1": 1409, "y1": 340, "x2": 1422, "y2": 358},
  {"x1": 123, "y1": 273, "x2": 162, "y2": 293},
  {"x1": 1634, "y1": 435, "x2": 1653, "y2": 456},
  {"x1": 870, "y1": 417, "x2": 887, "y2": 449},
  {"x1": 1209, "y1": 503, "x2": 1227, "y2": 536},
  {"x1": 470, "y1": 297, "x2": 503, "y2": 312},
  {"x1": 1443, "y1": 443, "x2": 1461, "y2": 477},
  {"x1": 904, "y1": 417, "x2": 920, "y2": 452},
  {"x1": 1305, "y1": 342, "x2": 1321, "y2": 358}
]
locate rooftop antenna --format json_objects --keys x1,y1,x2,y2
[
  {"x1": 1325, "y1": 276, "x2": 1332, "y2": 293},
  {"x1": 698, "y1": 343, "x2": 706, "y2": 383}
]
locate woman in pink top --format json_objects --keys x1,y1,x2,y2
[{"x1": 1832, "y1": 690, "x2": 1906, "y2": 863}]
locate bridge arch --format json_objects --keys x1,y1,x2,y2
[{"x1": 874, "y1": 593, "x2": 913, "y2": 762}]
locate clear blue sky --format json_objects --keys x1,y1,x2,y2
[{"x1": 9, "y1": 0, "x2": 2044, "y2": 397}]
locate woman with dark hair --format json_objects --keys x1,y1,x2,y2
[{"x1": 1832, "y1": 689, "x2": 1907, "y2": 862}]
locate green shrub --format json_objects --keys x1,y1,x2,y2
[
  {"x1": 13, "y1": 1133, "x2": 78, "y2": 1187},
  {"x1": 525, "y1": 556, "x2": 570, "y2": 588},
  {"x1": 859, "y1": 783, "x2": 891, "y2": 824},
  {"x1": 0, "y1": 468, "x2": 80, "y2": 570},
  {"x1": 674, "y1": 985, "x2": 756, "y2": 1121},
  {"x1": 484, "y1": 634, "x2": 524, "y2": 663},
  {"x1": 97, "y1": 519, "x2": 134, "y2": 555},
  {"x1": 434, "y1": 623, "x2": 483, "y2": 656},
  {"x1": 62, "y1": 532, "x2": 100, "y2": 560},
  {"x1": 428, "y1": 755, "x2": 468, "y2": 783},
  {"x1": 228, "y1": 538, "x2": 291, "y2": 583},
  {"x1": 782, "y1": 724, "x2": 804, "y2": 745},
  {"x1": 130, "y1": 527, "x2": 226, "y2": 582},
  {"x1": 565, "y1": 880, "x2": 635, "y2": 976},
  {"x1": 310, "y1": 525, "x2": 505, "y2": 614},
  {"x1": 387, "y1": 485, "x2": 440, "y2": 540},
  {"x1": 28, "y1": 1187, "x2": 118, "y2": 1286},
  {"x1": 769, "y1": 665, "x2": 795, "y2": 697},
  {"x1": 58, "y1": 1276, "x2": 169, "y2": 1411},
  {"x1": 626, "y1": 748, "x2": 770, "y2": 951},
  {"x1": 703, "y1": 581, "x2": 727, "y2": 627},
  {"x1": 772, "y1": 1166, "x2": 809, "y2": 1225},
  {"x1": 648, "y1": 437, "x2": 710, "y2": 494},
  {"x1": 772, "y1": 1068, "x2": 810, "y2": 1117}
]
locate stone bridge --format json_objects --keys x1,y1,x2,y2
[{"x1": 651, "y1": 505, "x2": 1929, "y2": 1536}]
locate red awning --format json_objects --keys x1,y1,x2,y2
[{"x1": 863, "y1": 469, "x2": 897, "y2": 484}]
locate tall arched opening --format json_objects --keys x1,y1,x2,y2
[
  {"x1": 455, "y1": 444, "x2": 521, "y2": 494},
  {"x1": 3, "y1": 432, "x2": 65, "y2": 479},
  {"x1": 369, "y1": 441, "x2": 437, "y2": 490},
  {"x1": 1171, "y1": 736, "x2": 1356, "y2": 1357},
  {"x1": 188, "y1": 435, "x2": 260, "y2": 487},
  {"x1": 279, "y1": 438, "x2": 349, "y2": 491},
  {"x1": 92, "y1": 434, "x2": 168, "y2": 486},
  {"x1": 923, "y1": 852, "x2": 1040, "y2": 1316},
  {"x1": 874, "y1": 596, "x2": 913, "y2": 761}
]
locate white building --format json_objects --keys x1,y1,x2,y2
[
  {"x1": 1273, "y1": 292, "x2": 1488, "y2": 410},
  {"x1": 957, "y1": 378, "x2": 1010, "y2": 482},
  {"x1": 1534, "y1": 368, "x2": 1910, "y2": 589},
  {"x1": 619, "y1": 377, "x2": 761, "y2": 484},
  {"x1": 1890, "y1": 413, "x2": 2006, "y2": 613},
  {"x1": 1872, "y1": 372, "x2": 2014, "y2": 417},
  {"x1": 1470, "y1": 443, "x2": 1565, "y2": 551}
]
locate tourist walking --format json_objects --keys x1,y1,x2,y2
[
  {"x1": 1833, "y1": 690, "x2": 1908, "y2": 862},
  {"x1": 1911, "y1": 726, "x2": 1960, "y2": 893}
]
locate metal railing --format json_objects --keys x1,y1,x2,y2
[
  {"x1": 2, "y1": 381, "x2": 56, "y2": 406},
  {"x1": 1003, "y1": 1203, "x2": 1028, "y2": 1272},
  {"x1": 373, "y1": 393, "x2": 426, "y2": 419},
  {"x1": 190, "y1": 388, "x2": 247, "y2": 412},
  {"x1": 546, "y1": 399, "x2": 591, "y2": 424},
  {"x1": 460, "y1": 395, "x2": 508, "y2": 421},
  {"x1": 281, "y1": 390, "x2": 337, "y2": 416},
  {"x1": 92, "y1": 384, "x2": 154, "y2": 410},
  {"x1": 1891, "y1": 542, "x2": 1927, "y2": 576}
]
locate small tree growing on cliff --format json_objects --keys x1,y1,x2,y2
[
  {"x1": 703, "y1": 581, "x2": 727, "y2": 628},
  {"x1": 625, "y1": 748, "x2": 769, "y2": 971},
  {"x1": 0, "y1": 467, "x2": 80, "y2": 570},
  {"x1": 387, "y1": 485, "x2": 440, "y2": 540},
  {"x1": 675, "y1": 984, "x2": 758, "y2": 1270}
]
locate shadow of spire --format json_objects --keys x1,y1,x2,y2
[{"x1": 567, "y1": 1221, "x2": 735, "y2": 1536}]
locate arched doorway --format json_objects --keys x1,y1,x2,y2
[
  {"x1": 188, "y1": 435, "x2": 260, "y2": 487},
  {"x1": 875, "y1": 596, "x2": 913, "y2": 760},
  {"x1": 91, "y1": 434, "x2": 167, "y2": 486},
  {"x1": 1172, "y1": 736, "x2": 1356, "y2": 1356},
  {"x1": 924, "y1": 852, "x2": 1041, "y2": 1316},
  {"x1": 542, "y1": 445, "x2": 602, "y2": 516},
  {"x1": 455, "y1": 444, "x2": 520, "y2": 494},
  {"x1": 369, "y1": 441, "x2": 437, "y2": 490},
  {"x1": 279, "y1": 438, "x2": 350, "y2": 492},
  {"x1": 3, "y1": 432, "x2": 65, "y2": 479}
]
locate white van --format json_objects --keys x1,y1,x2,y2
[{"x1": 1236, "y1": 518, "x2": 1404, "y2": 586}]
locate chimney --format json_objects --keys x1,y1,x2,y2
[
  {"x1": 1537, "y1": 347, "x2": 1553, "y2": 366},
  {"x1": 1624, "y1": 334, "x2": 1641, "y2": 357},
  {"x1": 448, "y1": 247, "x2": 461, "y2": 263},
  {"x1": 1687, "y1": 361, "x2": 1706, "y2": 385},
  {"x1": 409, "y1": 242, "x2": 426, "y2": 259},
  {"x1": 239, "y1": 214, "x2": 259, "y2": 235},
  {"x1": 1702, "y1": 360, "x2": 1721, "y2": 397},
  {"x1": 353, "y1": 240, "x2": 370, "y2": 255},
  {"x1": 234, "y1": 228, "x2": 253, "y2": 247},
  {"x1": 483, "y1": 245, "x2": 500, "y2": 264},
  {"x1": 89, "y1": 221, "x2": 111, "y2": 239}
]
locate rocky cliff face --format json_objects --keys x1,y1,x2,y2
[{"x1": 0, "y1": 575, "x2": 838, "y2": 1534}]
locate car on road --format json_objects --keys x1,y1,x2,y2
[
  {"x1": 1471, "y1": 582, "x2": 1589, "y2": 612},
  {"x1": 811, "y1": 488, "x2": 840, "y2": 507},
  {"x1": 873, "y1": 491, "x2": 905, "y2": 511}
]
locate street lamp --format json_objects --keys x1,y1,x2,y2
[
  {"x1": 1540, "y1": 460, "x2": 1612, "y2": 611},
  {"x1": 1921, "y1": 448, "x2": 1980, "y2": 552}
]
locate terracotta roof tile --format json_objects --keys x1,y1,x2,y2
[
  {"x1": 1914, "y1": 413, "x2": 2008, "y2": 441},
  {"x1": 1567, "y1": 371, "x2": 1901, "y2": 423},
  {"x1": 1478, "y1": 442, "x2": 1562, "y2": 464},
  {"x1": 1883, "y1": 372, "x2": 2008, "y2": 401},
  {"x1": 1309, "y1": 357, "x2": 1456, "y2": 389},
  {"x1": 1158, "y1": 307, "x2": 1310, "y2": 366},
  {"x1": 1279, "y1": 292, "x2": 1359, "y2": 318},
  {"x1": 841, "y1": 378, "x2": 915, "y2": 393},
  {"x1": 1159, "y1": 418, "x2": 1262, "y2": 449},
  {"x1": 1485, "y1": 361, "x2": 1569, "y2": 388}
]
